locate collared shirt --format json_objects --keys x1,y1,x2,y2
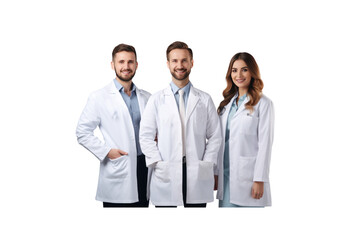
[
  {"x1": 113, "y1": 79, "x2": 142, "y2": 156},
  {"x1": 170, "y1": 81, "x2": 191, "y2": 110},
  {"x1": 219, "y1": 93, "x2": 247, "y2": 207},
  {"x1": 225, "y1": 93, "x2": 247, "y2": 142}
]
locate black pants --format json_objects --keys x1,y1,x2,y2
[
  {"x1": 103, "y1": 154, "x2": 149, "y2": 208},
  {"x1": 156, "y1": 162, "x2": 206, "y2": 208}
]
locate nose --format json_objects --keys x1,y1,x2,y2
[
  {"x1": 176, "y1": 62, "x2": 183, "y2": 69},
  {"x1": 237, "y1": 70, "x2": 243, "y2": 78}
]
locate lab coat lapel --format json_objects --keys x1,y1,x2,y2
[
  {"x1": 136, "y1": 87, "x2": 145, "y2": 114},
  {"x1": 185, "y1": 86, "x2": 200, "y2": 125},
  {"x1": 164, "y1": 86, "x2": 180, "y2": 118},
  {"x1": 107, "y1": 81, "x2": 132, "y2": 121},
  {"x1": 220, "y1": 94, "x2": 237, "y2": 139},
  {"x1": 233, "y1": 95, "x2": 250, "y2": 119}
]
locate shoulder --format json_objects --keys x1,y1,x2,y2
[
  {"x1": 256, "y1": 94, "x2": 274, "y2": 112},
  {"x1": 149, "y1": 87, "x2": 170, "y2": 99},
  {"x1": 144, "y1": 88, "x2": 168, "y2": 106},
  {"x1": 88, "y1": 83, "x2": 111, "y2": 99},
  {"x1": 259, "y1": 94, "x2": 272, "y2": 105},
  {"x1": 191, "y1": 86, "x2": 213, "y2": 101},
  {"x1": 137, "y1": 88, "x2": 152, "y2": 99}
]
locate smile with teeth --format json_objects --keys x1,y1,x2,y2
[
  {"x1": 121, "y1": 70, "x2": 132, "y2": 75},
  {"x1": 235, "y1": 78, "x2": 246, "y2": 83},
  {"x1": 176, "y1": 69, "x2": 186, "y2": 74}
]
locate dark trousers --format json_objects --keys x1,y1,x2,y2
[
  {"x1": 103, "y1": 154, "x2": 149, "y2": 208},
  {"x1": 156, "y1": 162, "x2": 207, "y2": 208}
]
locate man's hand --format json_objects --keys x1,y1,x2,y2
[
  {"x1": 214, "y1": 175, "x2": 218, "y2": 190},
  {"x1": 107, "y1": 149, "x2": 128, "y2": 160}
]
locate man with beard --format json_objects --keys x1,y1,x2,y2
[
  {"x1": 76, "y1": 44, "x2": 151, "y2": 207},
  {"x1": 139, "y1": 41, "x2": 221, "y2": 207}
]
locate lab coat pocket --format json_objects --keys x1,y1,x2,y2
[
  {"x1": 237, "y1": 156, "x2": 256, "y2": 182},
  {"x1": 154, "y1": 161, "x2": 170, "y2": 183},
  {"x1": 104, "y1": 103, "x2": 119, "y2": 120},
  {"x1": 187, "y1": 160, "x2": 214, "y2": 202},
  {"x1": 239, "y1": 115, "x2": 259, "y2": 135},
  {"x1": 198, "y1": 161, "x2": 214, "y2": 181},
  {"x1": 105, "y1": 155, "x2": 128, "y2": 180}
]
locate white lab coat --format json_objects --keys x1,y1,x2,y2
[
  {"x1": 76, "y1": 81, "x2": 151, "y2": 203},
  {"x1": 139, "y1": 85, "x2": 222, "y2": 206},
  {"x1": 216, "y1": 94, "x2": 274, "y2": 206}
]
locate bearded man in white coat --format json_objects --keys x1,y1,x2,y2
[
  {"x1": 76, "y1": 44, "x2": 151, "y2": 207},
  {"x1": 139, "y1": 41, "x2": 222, "y2": 207}
]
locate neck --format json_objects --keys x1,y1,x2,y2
[
  {"x1": 172, "y1": 78, "x2": 189, "y2": 89},
  {"x1": 238, "y1": 88, "x2": 248, "y2": 98},
  {"x1": 116, "y1": 78, "x2": 133, "y2": 96}
]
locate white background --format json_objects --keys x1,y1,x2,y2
[{"x1": 1, "y1": 0, "x2": 360, "y2": 239}]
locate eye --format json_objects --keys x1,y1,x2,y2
[
  {"x1": 242, "y1": 68, "x2": 248, "y2": 72},
  {"x1": 232, "y1": 69, "x2": 237, "y2": 73}
]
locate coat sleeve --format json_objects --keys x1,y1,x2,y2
[
  {"x1": 139, "y1": 95, "x2": 163, "y2": 166},
  {"x1": 253, "y1": 98, "x2": 275, "y2": 182},
  {"x1": 202, "y1": 96, "x2": 222, "y2": 170},
  {"x1": 76, "y1": 93, "x2": 111, "y2": 161},
  {"x1": 215, "y1": 115, "x2": 225, "y2": 176}
]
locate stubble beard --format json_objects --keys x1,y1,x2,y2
[
  {"x1": 171, "y1": 69, "x2": 191, "y2": 81},
  {"x1": 115, "y1": 69, "x2": 136, "y2": 82}
]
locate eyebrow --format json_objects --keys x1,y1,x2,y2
[
  {"x1": 171, "y1": 58, "x2": 188, "y2": 61},
  {"x1": 232, "y1": 66, "x2": 248, "y2": 69}
]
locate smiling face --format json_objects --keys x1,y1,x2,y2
[
  {"x1": 111, "y1": 51, "x2": 138, "y2": 82},
  {"x1": 167, "y1": 49, "x2": 193, "y2": 83},
  {"x1": 231, "y1": 59, "x2": 252, "y2": 95}
]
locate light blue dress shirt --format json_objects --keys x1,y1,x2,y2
[
  {"x1": 113, "y1": 79, "x2": 142, "y2": 156},
  {"x1": 170, "y1": 81, "x2": 191, "y2": 110},
  {"x1": 219, "y1": 93, "x2": 247, "y2": 207}
]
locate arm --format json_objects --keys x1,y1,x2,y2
[
  {"x1": 139, "y1": 96, "x2": 163, "y2": 167},
  {"x1": 253, "y1": 98, "x2": 275, "y2": 183},
  {"x1": 76, "y1": 94, "x2": 112, "y2": 161},
  {"x1": 203, "y1": 96, "x2": 222, "y2": 168}
]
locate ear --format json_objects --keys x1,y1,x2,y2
[
  {"x1": 111, "y1": 61, "x2": 115, "y2": 70},
  {"x1": 191, "y1": 59, "x2": 194, "y2": 68},
  {"x1": 135, "y1": 61, "x2": 138, "y2": 70},
  {"x1": 167, "y1": 61, "x2": 170, "y2": 70}
]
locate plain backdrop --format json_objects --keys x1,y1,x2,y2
[{"x1": 1, "y1": 0, "x2": 360, "y2": 239}]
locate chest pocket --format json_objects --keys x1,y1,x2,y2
[
  {"x1": 238, "y1": 114, "x2": 259, "y2": 135},
  {"x1": 101, "y1": 96, "x2": 121, "y2": 120}
]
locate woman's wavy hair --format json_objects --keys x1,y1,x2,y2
[{"x1": 217, "y1": 52, "x2": 264, "y2": 114}]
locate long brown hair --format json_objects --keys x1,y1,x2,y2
[{"x1": 217, "y1": 52, "x2": 264, "y2": 114}]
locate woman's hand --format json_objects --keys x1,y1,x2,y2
[{"x1": 251, "y1": 182, "x2": 264, "y2": 199}]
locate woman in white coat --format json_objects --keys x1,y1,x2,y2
[{"x1": 215, "y1": 52, "x2": 274, "y2": 207}]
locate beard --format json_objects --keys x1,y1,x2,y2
[
  {"x1": 115, "y1": 69, "x2": 136, "y2": 82},
  {"x1": 171, "y1": 68, "x2": 191, "y2": 81}
]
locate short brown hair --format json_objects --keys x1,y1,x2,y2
[
  {"x1": 166, "y1": 41, "x2": 193, "y2": 60},
  {"x1": 112, "y1": 43, "x2": 137, "y2": 60}
]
